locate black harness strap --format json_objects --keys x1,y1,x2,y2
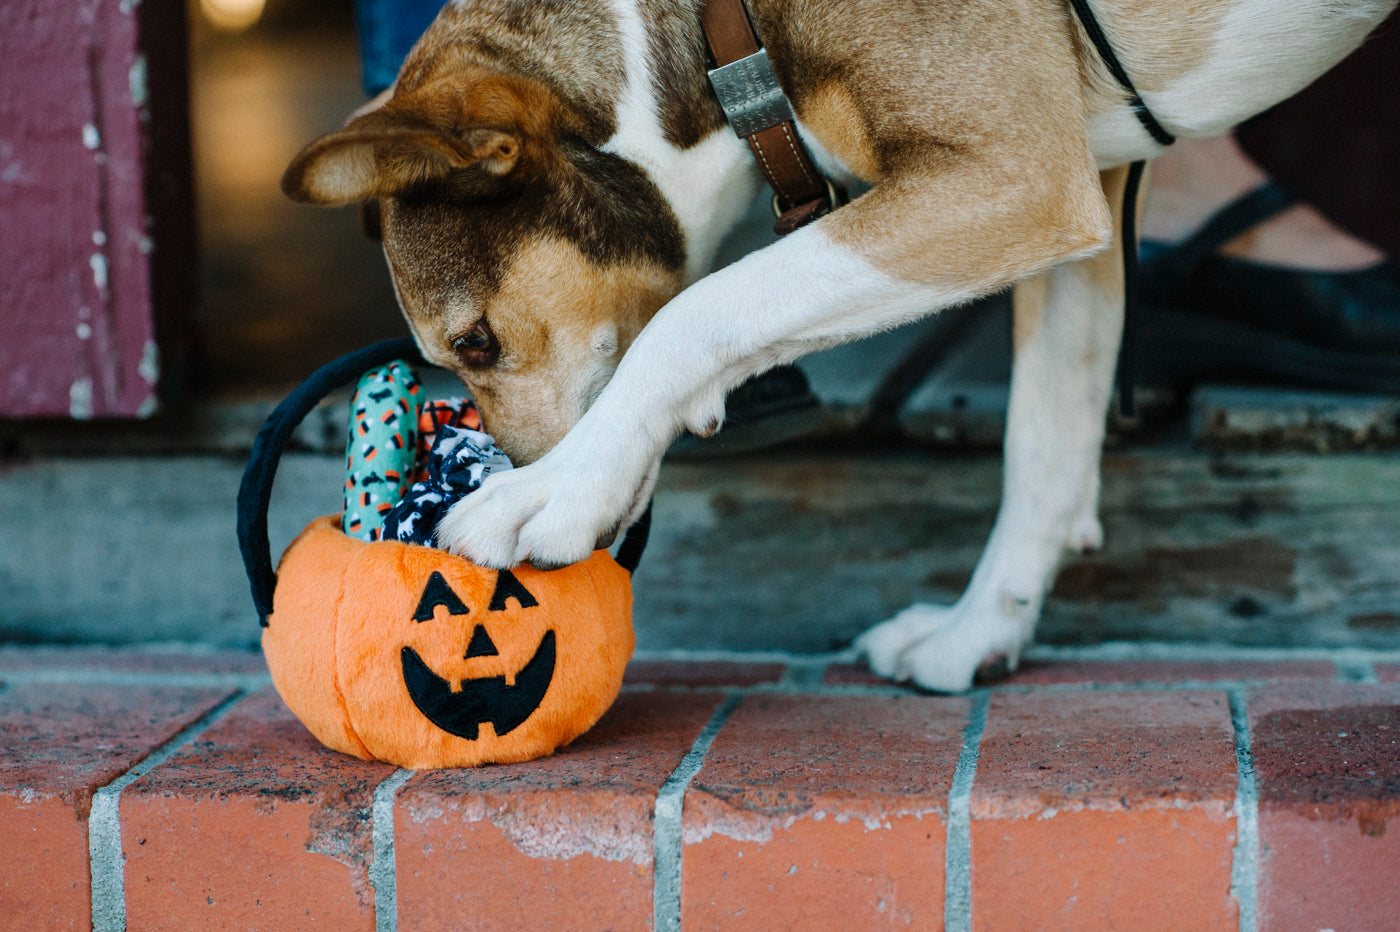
[
  {"x1": 1065, "y1": 0, "x2": 1176, "y2": 148},
  {"x1": 1119, "y1": 160, "x2": 1148, "y2": 417},
  {"x1": 1064, "y1": 0, "x2": 1175, "y2": 417}
]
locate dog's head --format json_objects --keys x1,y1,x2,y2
[{"x1": 282, "y1": 59, "x2": 686, "y2": 465}]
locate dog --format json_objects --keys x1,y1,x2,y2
[{"x1": 283, "y1": 0, "x2": 1395, "y2": 692}]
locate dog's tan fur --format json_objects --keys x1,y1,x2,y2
[
  {"x1": 285, "y1": 24, "x2": 691, "y2": 465},
  {"x1": 1074, "y1": 0, "x2": 1227, "y2": 96},
  {"x1": 398, "y1": 0, "x2": 625, "y2": 144},
  {"x1": 411, "y1": 235, "x2": 683, "y2": 466},
  {"x1": 287, "y1": 0, "x2": 1118, "y2": 455},
  {"x1": 800, "y1": 82, "x2": 882, "y2": 182},
  {"x1": 771, "y1": 0, "x2": 1115, "y2": 287}
]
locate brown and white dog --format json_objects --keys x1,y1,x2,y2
[{"x1": 283, "y1": 0, "x2": 1395, "y2": 692}]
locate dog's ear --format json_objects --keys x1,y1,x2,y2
[
  {"x1": 281, "y1": 110, "x2": 524, "y2": 206},
  {"x1": 282, "y1": 70, "x2": 570, "y2": 207}
]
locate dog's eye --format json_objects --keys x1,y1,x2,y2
[
  {"x1": 451, "y1": 321, "x2": 498, "y2": 367},
  {"x1": 456, "y1": 327, "x2": 490, "y2": 350}
]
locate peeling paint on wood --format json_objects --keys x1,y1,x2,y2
[{"x1": 0, "y1": 0, "x2": 192, "y2": 418}]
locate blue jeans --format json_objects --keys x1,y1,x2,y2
[{"x1": 355, "y1": 0, "x2": 446, "y2": 94}]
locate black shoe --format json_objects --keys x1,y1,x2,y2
[
  {"x1": 668, "y1": 364, "x2": 823, "y2": 458},
  {"x1": 1139, "y1": 182, "x2": 1400, "y2": 393}
]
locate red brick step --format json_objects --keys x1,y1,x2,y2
[{"x1": 1, "y1": 646, "x2": 1397, "y2": 930}]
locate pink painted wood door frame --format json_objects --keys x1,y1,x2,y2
[{"x1": 1, "y1": 0, "x2": 194, "y2": 419}]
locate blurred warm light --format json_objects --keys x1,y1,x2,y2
[{"x1": 201, "y1": 0, "x2": 266, "y2": 31}]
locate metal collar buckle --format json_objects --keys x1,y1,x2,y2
[{"x1": 771, "y1": 177, "x2": 845, "y2": 219}]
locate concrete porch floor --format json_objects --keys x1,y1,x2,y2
[
  {"x1": 1, "y1": 15, "x2": 1379, "y2": 655},
  {"x1": 2, "y1": 442, "x2": 1399, "y2": 654}
]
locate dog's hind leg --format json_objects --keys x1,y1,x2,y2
[{"x1": 858, "y1": 164, "x2": 1136, "y2": 692}]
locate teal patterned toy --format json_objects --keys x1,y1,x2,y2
[{"x1": 341, "y1": 361, "x2": 422, "y2": 540}]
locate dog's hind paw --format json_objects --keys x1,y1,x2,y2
[{"x1": 856, "y1": 602, "x2": 1027, "y2": 693}]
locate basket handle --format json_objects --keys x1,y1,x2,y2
[{"x1": 237, "y1": 339, "x2": 652, "y2": 626}]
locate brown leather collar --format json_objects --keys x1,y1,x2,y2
[{"x1": 700, "y1": 0, "x2": 841, "y2": 235}]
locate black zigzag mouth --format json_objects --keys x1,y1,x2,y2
[{"x1": 400, "y1": 629, "x2": 556, "y2": 740}]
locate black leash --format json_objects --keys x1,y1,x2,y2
[
  {"x1": 237, "y1": 341, "x2": 653, "y2": 626},
  {"x1": 1064, "y1": 0, "x2": 1175, "y2": 418}
]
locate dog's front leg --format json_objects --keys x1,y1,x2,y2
[
  {"x1": 436, "y1": 144, "x2": 1114, "y2": 570},
  {"x1": 859, "y1": 164, "x2": 1136, "y2": 692},
  {"x1": 432, "y1": 224, "x2": 935, "y2": 568}
]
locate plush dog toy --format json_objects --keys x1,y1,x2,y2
[{"x1": 238, "y1": 339, "x2": 649, "y2": 769}]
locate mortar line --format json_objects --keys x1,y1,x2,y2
[
  {"x1": 981, "y1": 678, "x2": 1308, "y2": 695},
  {"x1": 371, "y1": 768, "x2": 417, "y2": 932},
  {"x1": 776, "y1": 656, "x2": 831, "y2": 690},
  {"x1": 945, "y1": 691, "x2": 990, "y2": 932},
  {"x1": 0, "y1": 669, "x2": 272, "y2": 690},
  {"x1": 633, "y1": 644, "x2": 1400, "y2": 664},
  {"x1": 1024, "y1": 643, "x2": 1400, "y2": 663},
  {"x1": 652, "y1": 691, "x2": 743, "y2": 932},
  {"x1": 1, "y1": 664, "x2": 1348, "y2": 695},
  {"x1": 1228, "y1": 689, "x2": 1259, "y2": 932},
  {"x1": 6, "y1": 643, "x2": 1400, "y2": 688},
  {"x1": 89, "y1": 689, "x2": 246, "y2": 932},
  {"x1": 625, "y1": 643, "x2": 1400, "y2": 665},
  {"x1": 630, "y1": 648, "x2": 855, "y2": 665},
  {"x1": 1333, "y1": 658, "x2": 1378, "y2": 683},
  {"x1": 626, "y1": 676, "x2": 1333, "y2": 701}
]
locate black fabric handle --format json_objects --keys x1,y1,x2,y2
[
  {"x1": 238, "y1": 338, "x2": 426, "y2": 623},
  {"x1": 612, "y1": 501, "x2": 652, "y2": 575},
  {"x1": 237, "y1": 339, "x2": 653, "y2": 625}
]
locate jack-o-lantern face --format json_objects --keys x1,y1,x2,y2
[
  {"x1": 400, "y1": 570, "x2": 554, "y2": 740},
  {"x1": 262, "y1": 515, "x2": 634, "y2": 769}
]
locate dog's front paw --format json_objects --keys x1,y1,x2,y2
[
  {"x1": 434, "y1": 466, "x2": 552, "y2": 568},
  {"x1": 855, "y1": 604, "x2": 952, "y2": 680},
  {"x1": 435, "y1": 451, "x2": 649, "y2": 570},
  {"x1": 856, "y1": 601, "x2": 1029, "y2": 693}
]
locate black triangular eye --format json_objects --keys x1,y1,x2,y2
[
  {"x1": 413, "y1": 571, "x2": 470, "y2": 621},
  {"x1": 489, "y1": 569, "x2": 538, "y2": 611},
  {"x1": 464, "y1": 624, "x2": 499, "y2": 658}
]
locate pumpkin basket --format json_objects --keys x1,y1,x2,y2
[{"x1": 237, "y1": 339, "x2": 649, "y2": 769}]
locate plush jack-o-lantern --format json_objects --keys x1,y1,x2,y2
[
  {"x1": 238, "y1": 339, "x2": 647, "y2": 769},
  {"x1": 263, "y1": 516, "x2": 634, "y2": 768}
]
